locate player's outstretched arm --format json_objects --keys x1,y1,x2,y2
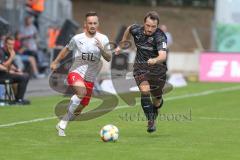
[
  {"x1": 101, "y1": 49, "x2": 112, "y2": 62},
  {"x1": 50, "y1": 47, "x2": 70, "y2": 71},
  {"x1": 95, "y1": 37, "x2": 112, "y2": 62},
  {"x1": 115, "y1": 25, "x2": 132, "y2": 55},
  {"x1": 121, "y1": 26, "x2": 132, "y2": 42},
  {"x1": 147, "y1": 50, "x2": 167, "y2": 65},
  {"x1": 100, "y1": 48, "x2": 112, "y2": 62}
]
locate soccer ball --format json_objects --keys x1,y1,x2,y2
[{"x1": 100, "y1": 124, "x2": 119, "y2": 142}]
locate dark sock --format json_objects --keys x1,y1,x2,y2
[{"x1": 141, "y1": 94, "x2": 154, "y2": 121}]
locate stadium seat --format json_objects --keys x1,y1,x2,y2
[{"x1": 0, "y1": 79, "x2": 15, "y2": 105}]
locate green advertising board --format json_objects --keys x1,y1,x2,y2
[
  {"x1": 216, "y1": 23, "x2": 240, "y2": 52},
  {"x1": 215, "y1": 0, "x2": 240, "y2": 52}
]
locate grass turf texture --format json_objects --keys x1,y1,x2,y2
[{"x1": 0, "y1": 82, "x2": 240, "y2": 160}]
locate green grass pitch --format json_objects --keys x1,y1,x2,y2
[{"x1": 0, "y1": 82, "x2": 240, "y2": 160}]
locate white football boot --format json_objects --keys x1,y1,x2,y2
[{"x1": 56, "y1": 123, "x2": 66, "y2": 137}]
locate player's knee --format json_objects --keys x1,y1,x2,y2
[
  {"x1": 139, "y1": 85, "x2": 150, "y2": 95},
  {"x1": 80, "y1": 88, "x2": 87, "y2": 97},
  {"x1": 139, "y1": 82, "x2": 150, "y2": 95},
  {"x1": 75, "y1": 85, "x2": 87, "y2": 97}
]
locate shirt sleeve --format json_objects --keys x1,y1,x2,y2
[
  {"x1": 129, "y1": 24, "x2": 139, "y2": 36},
  {"x1": 101, "y1": 35, "x2": 110, "y2": 51},
  {"x1": 156, "y1": 32, "x2": 168, "y2": 51},
  {"x1": 66, "y1": 37, "x2": 77, "y2": 51}
]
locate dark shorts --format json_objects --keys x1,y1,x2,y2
[{"x1": 133, "y1": 70, "x2": 166, "y2": 99}]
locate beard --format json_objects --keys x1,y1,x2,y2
[
  {"x1": 144, "y1": 31, "x2": 154, "y2": 36},
  {"x1": 88, "y1": 28, "x2": 96, "y2": 35}
]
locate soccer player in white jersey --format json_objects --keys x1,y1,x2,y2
[{"x1": 50, "y1": 11, "x2": 111, "y2": 136}]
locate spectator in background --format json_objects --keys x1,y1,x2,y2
[
  {"x1": 20, "y1": 16, "x2": 38, "y2": 55},
  {"x1": 1, "y1": 35, "x2": 24, "y2": 71},
  {"x1": 20, "y1": 16, "x2": 47, "y2": 70},
  {"x1": 160, "y1": 24, "x2": 173, "y2": 47},
  {"x1": 14, "y1": 31, "x2": 45, "y2": 79},
  {"x1": 0, "y1": 36, "x2": 30, "y2": 105},
  {"x1": 0, "y1": 35, "x2": 5, "y2": 101},
  {"x1": 26, "y1": 0, "x2": 45, "y2": 30}
]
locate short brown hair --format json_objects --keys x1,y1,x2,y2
[
  {"x1": 5, "y1": 36, "x2": 14, "y2": 43},
  {"x1": 144, "y1": 11, "x2": 160, "y2": 25},
  {"x1": 85, "y1": 11, "x2": 98, "y2": 19}
]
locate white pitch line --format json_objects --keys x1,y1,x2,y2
[
  {"x1": 0, "y1": 116, "x2": 57, "y2": 128},
  {"x1": 165, "y1": 85, "x2": 240, "y2": 101},
  {"x1": 1, "y1": 85, "x2": 240, "y2": 128},
  {"x1": 195, "y1": 117, "x2": 240, "y2": 121}
]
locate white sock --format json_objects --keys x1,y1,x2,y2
[
  {"x1": 59, "y1": 120, "x2": 68, "y2": 130},
  {"x1": 68, "y1": 95, "x2": 81, "y2": 113},
  {"x1": 59, "y1": 95, "x2": 81, "y2": 130}
]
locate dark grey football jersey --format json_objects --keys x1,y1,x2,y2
[{"x1": 129, "y1": 24, "x2": 168, "y2": 75}]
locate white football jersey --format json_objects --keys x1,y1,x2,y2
[{"x1": 66, "y1": 32, "x2": 109, "y2": 82}]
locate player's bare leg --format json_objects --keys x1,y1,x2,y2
[{"x1": 56, "y1": 82, "x2": 86, "y2": 136}]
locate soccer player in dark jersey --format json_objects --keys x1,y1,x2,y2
[{"x1": 116, "y1": 11, "x2": 168, "y2": 133}]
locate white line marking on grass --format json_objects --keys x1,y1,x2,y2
[
  {"x1": 165, "y1": 85, "x2": 240, "y2": 101},
  {"x1": 0, "y1": 116, "x2": 56, "y2": 128},
  {"x1": 1, "y1": 85, "x2": 240, "y2": 128},
  {"x1": 195, "y1": 117, "x2": 240, "y2": 121}
]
